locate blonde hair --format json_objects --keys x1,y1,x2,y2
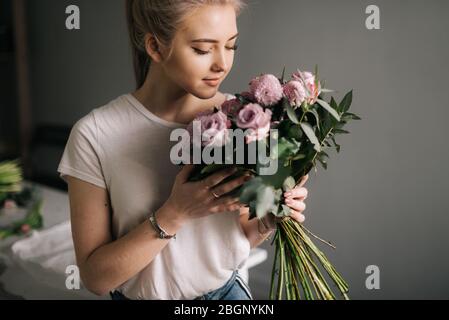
[{"x1": 126, "y1": 0, "x2": 247, "y2": 89}]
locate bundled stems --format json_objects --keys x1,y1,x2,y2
[{"x1": 269, "y1": 218, "x2": 350, "y2": 300}]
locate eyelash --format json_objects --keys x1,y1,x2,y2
[{"x1": 193, "y1": 45, "x2": 239, "y2": 55}]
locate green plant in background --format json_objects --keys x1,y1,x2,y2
[
  {"x1": 0, "y1": 159, "x2": 23, "y2": 203},
  {"x1": 0, "y1": 159, "x2": 44, "y2": 240}
]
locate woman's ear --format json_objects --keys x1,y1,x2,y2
[{"x1": 144, "y1": 34, "x2": 165, "y2": 63}]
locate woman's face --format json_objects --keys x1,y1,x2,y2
[{"x1": 160, "y1": 4, "x2": 239, "y2": 99}]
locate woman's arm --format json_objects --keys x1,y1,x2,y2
[{"x1": 67, "y1": 176, "x2": 182, "y2": 296}]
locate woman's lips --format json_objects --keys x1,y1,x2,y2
[{"x1": 203, "y1": 79, "x2": 220, "y2": 87}]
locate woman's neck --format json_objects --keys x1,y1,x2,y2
[{"x1": 132, "y1": 66, "x2": 226, "y2": 125}]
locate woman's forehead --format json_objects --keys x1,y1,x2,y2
[{"x1": 178, "y1": 5, "x2": 238, "y2": 40}]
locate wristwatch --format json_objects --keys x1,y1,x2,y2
[{"x1": 149, "y1": 211, "x2": 177, "y2": 240}]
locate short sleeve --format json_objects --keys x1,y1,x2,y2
[
  {"x1": 224, "y1": 93, "x2": 237, "y2": 101},
  {"x1": 57, "y1": 111, "x2": 107, "y2": 189}
]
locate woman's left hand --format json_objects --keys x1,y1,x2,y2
[
  {"x1": 283, "y1": 174, "x2": 309, "y2": 223},
  {"x1": 260, "y1": 174, "x2": 310, "y2": 230}
]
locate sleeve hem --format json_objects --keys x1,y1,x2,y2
[{"x1": 57, "y1": 165, "x2": 107, "y2": 189}]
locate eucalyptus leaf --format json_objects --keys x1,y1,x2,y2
[
  {"x1": 283, "y1": 176, "x2": 296, "y2": 192},
  {"x1": 280, "y1": 204, "x2": 292, "y2": 217},
  {"x1": 256, "y1": 186, "x2": 275, "y2": 219}
]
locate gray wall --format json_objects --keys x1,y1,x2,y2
[{"x1": 26, "y1": 0, "x2": 449, "y2": 299}]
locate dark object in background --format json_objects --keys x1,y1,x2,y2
[
  {"x1": 0, "y1": 24, "x2": 13, "y2": 52},
  {"x1": 28, "y1": 124, "x2": 71, "y2": 191}
]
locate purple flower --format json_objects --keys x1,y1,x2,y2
[
  {"x1": 249, "y1": 74, "x2": 283, "y2": 107},
  {"x1": 292, "y1": 70, "x2": 322, "y2": 105},
  {"x1": 221, "y1": 98, "x2": 243, "y2": 119},
  {"x1": 283, "y1": 80, "x2": 307, "y2": 107},
  {"x1": 187, "y1": 110, "x2": 231, "y2": 147},
  {"x1": 236, "y1": 103, "x2": 273, "y2": 144}
]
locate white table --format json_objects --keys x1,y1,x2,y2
[{"x1": 0, "y1": 182, "x2": 267, "y2": 299}]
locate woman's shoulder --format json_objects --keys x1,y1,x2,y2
[{"x1": 70, "y1": 94, "x2": 132, "y2": 138}]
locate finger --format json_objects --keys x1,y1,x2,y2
[
  {"x1": 177, "y1": 164, "x2": 195, "y2": 182},
  {"x1": 209, "y1": 197, "x2": 243, "y2": 213},
  {"x1": 284, "y1": 198, "x2": 306, "y2": 212},
  {"x1": 211, "y1": 174, "x2": 252, "y2": 197},
  {"x1": 290, "y1": 210, "x2": 306, "y2": 223},
  {"x1": 284, "y1": 187, "x2": 308, "y2": 200},
  {"x1": 296, "y1": 174, "x2": 309, "y2": 188},
  {"x1": 202, "y1": 167, "x2": 238, "y2": 190}
]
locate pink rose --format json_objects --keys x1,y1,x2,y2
[
  {"x1": 292, "y1": 70, "x2": 321, "y2": 104},
  {"x1": 249, "y1": 74, "x2": 283, "y2": 106},
  {"x1": 236, "y1": 103, "x2": 273, "y2": 144},
  {"x1": 3, "y1": 200, "x2": 18, "y2": 210},
  {"x1": 283, "y1": 80, "x2": 307, "y2": 107},
  {"x1": 20, "y1": 224, "x2": 31, "y2": 234},
  {"x1": 221, "y1": 98, "x2": 243, "y2": 118},
  {"x1": 187, "y1": 110, "x2": 231, "y2": 147}
]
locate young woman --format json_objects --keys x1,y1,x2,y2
[{"x1": 57, "y1": 0, "x2": 309, "y2": 300}]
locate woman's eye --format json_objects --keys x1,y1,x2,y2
[
  {"x1": 192, "y1": 44, "x2": 239, "y2": 56},
  {"x1": 193, "y1": 48, "x2": 210, "y2": 55}
]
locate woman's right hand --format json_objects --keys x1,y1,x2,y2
[{"x1": 163, "y1": 165, "x2": 252, "y2": 225}]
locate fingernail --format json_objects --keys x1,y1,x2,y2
[{"x1": 284, "y1": 192, "x2": 291, "y2": 197}]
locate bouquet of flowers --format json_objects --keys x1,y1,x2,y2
[
  {"x1": 181, "y1": 66, "x2": 360, "y2": 300},
  {"x1": 0, "y1": 159, "x2": 43, "y2": 239}
]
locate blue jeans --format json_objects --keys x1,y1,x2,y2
[{"x1": 110, "y1": 270, "x2": 253, "y2": 300}]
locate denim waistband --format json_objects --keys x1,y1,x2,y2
[
  {"x1": 110, "y1": 269, "x2": 241, "y2": 300},
  {"x1": 194, "y1": 270, "x2": 238, "y2": 300}
]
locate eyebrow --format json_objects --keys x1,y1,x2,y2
[{"x1": 191, "y1": 33, "x2": 239, "y2": 43}]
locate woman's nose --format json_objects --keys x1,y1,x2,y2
[{"x1": 212, "y1": 50, "x2": 228, "y2": 74}]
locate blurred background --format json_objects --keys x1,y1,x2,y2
[{"x1": 0, "y1": 0, "x2": 448, "y2": 299}]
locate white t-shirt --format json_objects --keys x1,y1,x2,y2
[{"x1": 57, "y1": 93, "x2": 251, "y2": 300}]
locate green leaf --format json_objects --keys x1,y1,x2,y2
[
  {"x1": 331, "y1": 137, "x2": 341, "y2": 153},
  {"x1": 291, "y1": 153, "x2": 306, "y2": 161},
  {"x1": 317, "y1": 156, "x2": 328, "y2": 170},
  {"x1": 280, "y1": 204, "x2": 291, "y2": 217},
  {"x1": 316, "y1": 99, "x2": 341, "y2": 121},
  {"x1": 239, "y1": 177, "x2": 264, "y2": 204},
  {"x1": 287, "y1": 124, "x2": 303, "y2": 140},
  {"x1": 273, "y1": 137, "x2": 300, "y2": 160},
  {"x1": 342, "y1": 112, "x2": 361, "y2": 121},
  {"x1": 308, "y1": 108, "x2": 321, "y2": 130},
  {"x1": 300, "y1": 123, "x2": 321, "y2": 152},
  {"x1": 280, "y1": 66, "x2": 286, "y2": 84},
  {"x1": 282, "y1": 176, "x2": 296, "y2": 192},
  {"x1": 334, "y1": 129, "x2": 350, "y2": 134},
  {"x1": 339, "y1": 90, "x2": 353, "y2": 113},
  {"x1": 286, "y1": 103, "x2": 300, "y2": 124},
  {"x1": 256, "y1": 186, "x2": 275, "y2": 219}
]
